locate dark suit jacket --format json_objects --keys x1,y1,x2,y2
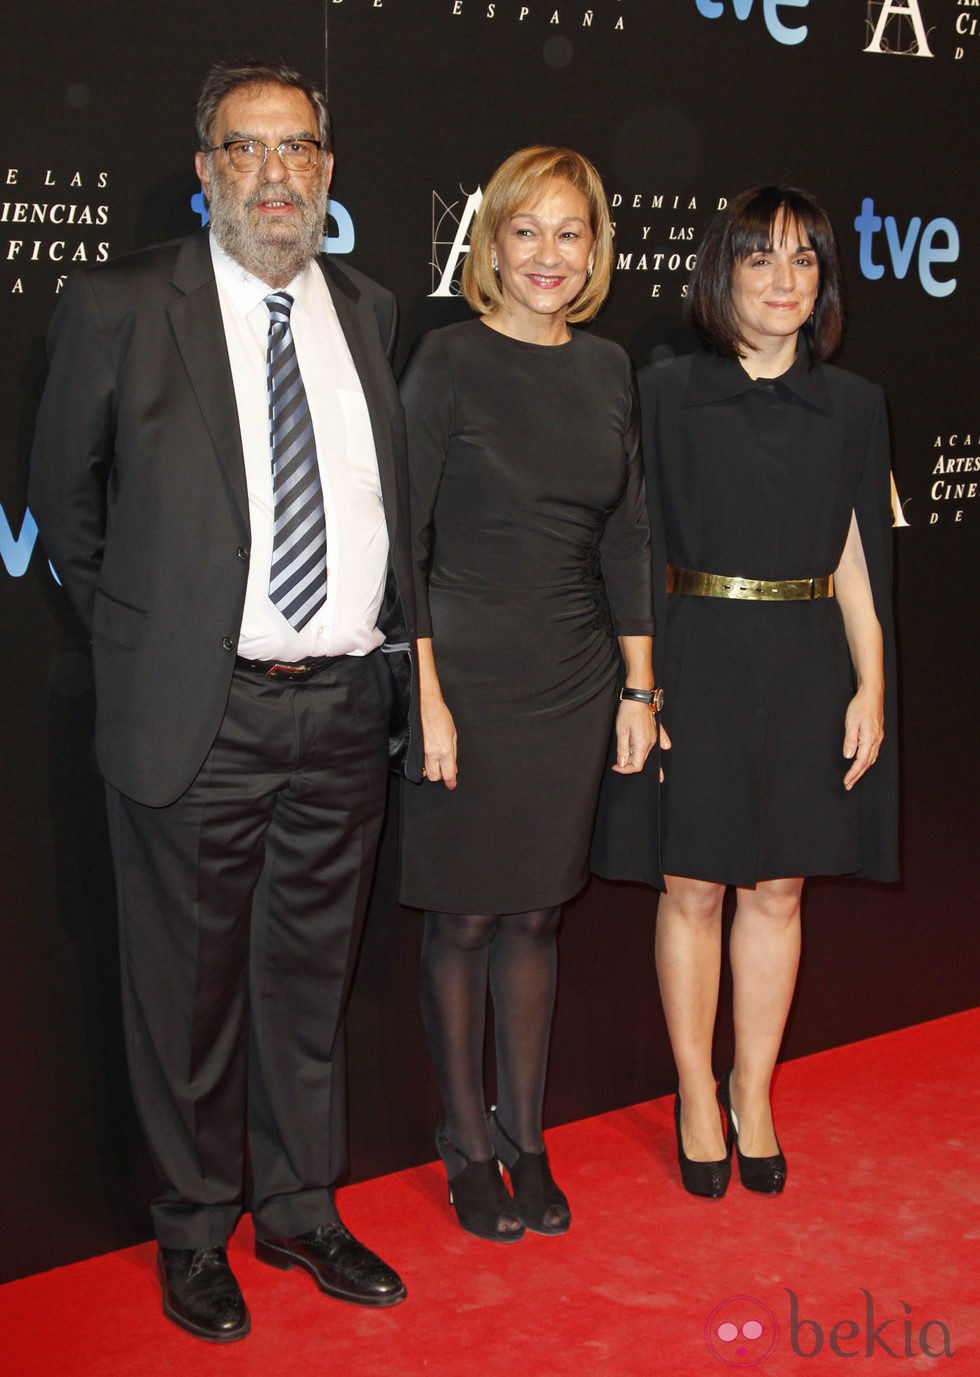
[{"x1": 29, "y1": 229, "x2": 422, "y2": 805}]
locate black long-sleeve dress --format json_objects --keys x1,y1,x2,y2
[
  {"x1": 592, "y1": 345, "x2": 899, "y2": 889},
  {"x1": 399, "y1": 319, "x2": 655, "y2": 913}
]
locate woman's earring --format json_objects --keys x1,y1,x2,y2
[
  {"x1": 491, "y1": 255, "x2": 498, "y2": 272},
  {"x1": 587, "y1": 262, "x2": 594, "y2": 278}
]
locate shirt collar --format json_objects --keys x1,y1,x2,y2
[
  {"x1": 208, "y1": 230, "x2": 319, "y2": 322},
  {"x1": 685, "y1": 340, "x2": 833, "y2": 414}
]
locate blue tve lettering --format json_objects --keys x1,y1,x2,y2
[{"x1": 0, "y1": 503, "x2": 39, "y2": 577}]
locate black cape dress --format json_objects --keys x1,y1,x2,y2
[
  {"x1": 592, "y1": 346, "x2": 899, "y2": 889},
  {"x1": 399, "y1": 318, "x2": 655, "y2": 914}
]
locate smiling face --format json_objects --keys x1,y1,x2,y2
[
  {"x1": 730, "y1": 210, "x2": 819, "y2": 360},
  {"x1": 489, "y1": 178, "x2": 595, "y2": 343},
  {"x1": 195, "y1": 81, "x2": 333, "y2": 288}
]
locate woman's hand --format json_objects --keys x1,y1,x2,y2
[
  {"x1": 842, "y1": 686, "x2": 883, "y2": 790},
  {"x1": 612, "y1": 637, "x2": 668, "y2": 777},
  {"x1": 422, "y1": 696, "x2": 458, "y2": 789},
  {"x1": 835, "y1": 510, "x2": 885, "y2": 793},
  {"x1": 416, "y1": 636, "x2": 458, "y2": 789},
  {"x1": 611, "y1": 702, "x2": 667, "y2": 776}
]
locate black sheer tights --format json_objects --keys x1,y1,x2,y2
[{"x1": 420, "y1": 906, "x2": 562, "y2": 1162}]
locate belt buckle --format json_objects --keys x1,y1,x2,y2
[
  {"x1": 266, "y1": 661, "x2": 314, "y2": 682},
  {"x1": 807, "y1": 578, "x2": 816, "y2": 600}
]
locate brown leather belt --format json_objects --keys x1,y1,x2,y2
[
  {"x1": 235, "y1": 654, "x2": 346, "y2": 682},
  {"x1": 667, "y1": 564, "x2": 834, "y2": 602}
]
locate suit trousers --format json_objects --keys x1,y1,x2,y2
[{"x1": 105, "y1": 650, "x2": 391, "y2": 1249}]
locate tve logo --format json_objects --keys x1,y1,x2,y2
[
  {"x1": 693, "y1": 0, "x2": 809, "y2": 46},
  {"x1": 190, "y1": 190, "x2": 355, "y2": 253},
  {"x1": 0, "y1": 502, "x2": 59, "y2": 581},
  {"x1": 854, "y1": 199, "x2": 959, "y2": 298}
]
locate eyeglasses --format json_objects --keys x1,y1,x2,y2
[{"x1": 203, "y1": 138, "x2": 323, "y2": 173}]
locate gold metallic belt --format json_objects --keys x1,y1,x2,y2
[{"x1": 667, "y1": 564, "x2": 834, "y2": 602}]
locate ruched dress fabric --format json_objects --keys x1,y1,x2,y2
[
  {"x1": 592, "y1": 346, "x2": 898, "y2": 889},
  {"x1": 398, "y1": 319, "x2": 654, "y2": 914}
]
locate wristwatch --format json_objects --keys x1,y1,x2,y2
[{"x1": 620, "y1": 685, "x2": 664, "y2": 712}]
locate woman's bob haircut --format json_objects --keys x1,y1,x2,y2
[
  {"x1": 461, "y1": 145, "x2": 614, "y2": 325},
  {"x1": 688, "y1": 185, "x2": 844, "y2": 363}
]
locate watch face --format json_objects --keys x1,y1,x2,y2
[{"x1": 653, "y1": 687, "x2": 665, "y2": 713}]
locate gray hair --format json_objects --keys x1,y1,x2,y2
[{"x1": 196, "y1": 59, "x2": 332, "y2": 153}]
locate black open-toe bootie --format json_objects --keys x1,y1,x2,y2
[
  {"x1": 487, "y1": 1108, "x2": 571, "y2": 1235},
  {"x1": 435, "y1": 1125, "x2": 525, "y2": 1242}
]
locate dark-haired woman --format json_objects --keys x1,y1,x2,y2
[
  {"x1": 594, "y1": 186, "x2": 898, "y2": 1198},
  {"x1": 400, "y1": 147, "x2": 660, "y2": 1241}
]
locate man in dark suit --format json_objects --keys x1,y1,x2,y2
[{"x1": 29, "y1": 60, "x2": 420, "y2": 1342}]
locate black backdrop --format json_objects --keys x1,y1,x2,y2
[{"x1": 1, "y1": 1, "x2": 976, "y2": 1284}]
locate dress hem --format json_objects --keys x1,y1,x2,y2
[{"x1": 397, "y1": 874, "x2": 588, "y2": 916}]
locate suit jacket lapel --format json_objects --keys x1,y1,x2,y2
[
  {"x1": 167, "y1": 232, "x2": 250, "y2": 532},
  {"x1": 163, "y1": 238, "x2": 398, "y2": 543},
  {"x1": 319, "y1": 257, "x2": 400, "y2": 547}
]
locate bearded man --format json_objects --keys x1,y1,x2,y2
[{"x1": 29, "y1": 59, "x2": 420, "y2": 1341}]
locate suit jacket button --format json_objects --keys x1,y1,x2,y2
[
  {"x1": 221, "y1": 636, "x2": 235, "y2": 651},
  {"x1": 237, "y1": 546, "x2": 249, "y2": 560}
]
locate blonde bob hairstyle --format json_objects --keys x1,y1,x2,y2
[{"x1": 461, "y1": 146, "x2": 614, "y2": 325}]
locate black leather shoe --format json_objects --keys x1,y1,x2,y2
[
  {"x1": 673, "y1": 1095, "x2": 731, "y2": 1198},
  {"x1": 157, "y1": 1246, "x2": 250, "y2": 1342},
  {"x1": 718, "y1": 1067, "x2": 787, "y2": 1194},
  {"x1": 255, "y1": 1224, "x2": 407, "y2": 1307}
]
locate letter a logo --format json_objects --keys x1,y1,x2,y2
[
  {"x1": 430, "y1": 187, "x2": 484, "y2": 298},
  {"x1": 864, "y1": 0, "x2": 935, "y2": 58}
]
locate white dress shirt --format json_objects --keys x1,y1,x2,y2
[{"x1": 210, "y1": 235, "x2": 388, "y2": 659}]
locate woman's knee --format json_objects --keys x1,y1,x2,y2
[
  {"x1": 735, "y1": 878, "x2": 804, "y2": 927},
  {"x1": 497, "y1": 905, "x2": 562, "y2": 941},
  {"x1": 425, "y1": 910, "x2": 499, "y2": 951},
  {"x1": 661, "y1": 875, "x2": 725, "y2": 928}
]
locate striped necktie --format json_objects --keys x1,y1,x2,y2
[{"x1": 265, "y1": 291, "x2": 328, "y2": 631}]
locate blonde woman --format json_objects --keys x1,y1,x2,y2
[{"x1": 399, "y1": 147, "x2": 663, "y2": 1241}]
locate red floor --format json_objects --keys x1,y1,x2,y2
[{"x1": 2, "y1": 1010, "x2": 977, "y2": 1375}]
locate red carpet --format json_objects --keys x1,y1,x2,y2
[{"x1": 2, "y1": 1010, "x2": 977, "y2": 1375}]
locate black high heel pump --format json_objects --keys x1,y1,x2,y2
[
  {"x1": 672, "y1": 1095, "x2": 731, "y2": 1198},
  {"x1": 717, "y1": 1068, "x2": 787, "y2": 1194},
  {"x1": 488, "y1": 1108, "x2": 571, "y2": 1235},
  {"x1": 435, "y1": 1125, "x2": 525, "y2": 1242}
]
